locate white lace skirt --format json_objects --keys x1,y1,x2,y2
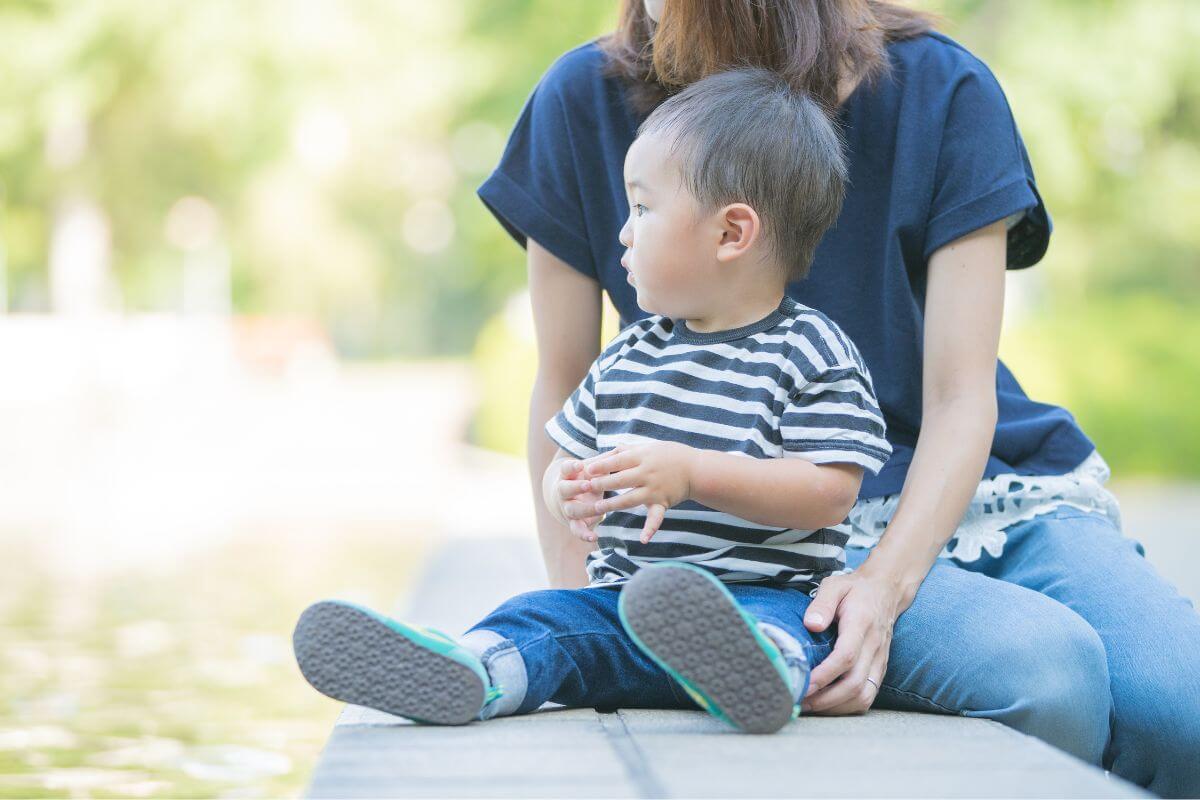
[{"x1": 835, "y1": 449, "x2": 1122, "y2": 563}]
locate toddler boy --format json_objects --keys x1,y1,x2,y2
[{"x1": 293, "y1": 66, "x2": 890, "y2": 734}]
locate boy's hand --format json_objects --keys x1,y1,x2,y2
[
  {"x1": 554, "y1": 458, "x2": 605, "y2": 543},
  {"x1": 571, "y1": 443, "x2": 696, "y2": 544}
]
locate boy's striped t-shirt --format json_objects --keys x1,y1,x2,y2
[{"x1": 545, "y1": 295, "x2": 893, "y2": 593}]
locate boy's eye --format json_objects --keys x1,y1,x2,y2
[{"x1": 633, "y1": 203, "x2": 647, "y2": 217}]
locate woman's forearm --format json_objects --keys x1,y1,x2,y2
[
  {"x1": 528, "y1": 375, "x2": 592, "y2": 589},
  {"x1": 855, "y1": 390, "x2": 997, "y2": 608}
]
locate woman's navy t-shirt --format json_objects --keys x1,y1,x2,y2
[{"x1": 476, "y1": 31, "x2": 1097, "y2": 499}]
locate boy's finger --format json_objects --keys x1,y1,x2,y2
[
  {"x1": 556, "y1": 479, "x2": 589, "y2": 499},
  {"x1": 560, "y1": 459, "x2": 582, "y2": 478},
  {"x1": 594, "y1": 489, "x2": 646, "y2": 516},
  {"x1": 564, "y1": 492, "x2": 608, "y2": 518},
  {"x1": 569, "y1": 519, "x2": 595, "y2": 542},
  {"x1": 639, "y1": 504, "x2": 665, "y2": 544},
  {"x1": 562, "y1": 500, "x2": 592, "y2": 520},
  {"x1": 583, "y1": 468, "x2": 639, "y2": 494},
  {"x1": 582, "y1": 449, "x2": 637, "y2": 477}
]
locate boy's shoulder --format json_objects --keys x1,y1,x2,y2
[
  {"x1": 777, "y1": 297, "x2": 867, "y2": 374},
  {"x1": 595, "y1": 303, "x2": 869, "y2": 376},
  {"x1": 596, "y1": 315, "x2": 665, "y2": 365}
]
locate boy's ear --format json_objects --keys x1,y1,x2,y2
[{"x1": 715, "y1": 202, "x2": 761, "y2": 263}]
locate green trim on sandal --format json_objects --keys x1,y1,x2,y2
[{"x1": 617, "y1": 563, "x2": 799, "y2": 728}]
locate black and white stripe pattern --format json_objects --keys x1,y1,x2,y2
[{"x1": 545, "y1": 296, "x2": 892, "y2": 591}]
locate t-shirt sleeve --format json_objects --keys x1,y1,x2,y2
[
  {"x1": 780, "y1": 339, "x2": 892, "y2": 476},
  {"x1": 924, "y1": 63, "x2": 1052, "y2": 269},
  {"x1": 476, "y1": 52, "x2": 597, "y2": 280}
]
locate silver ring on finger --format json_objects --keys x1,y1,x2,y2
[{"x1": 865, "y1": 677, "x2": 880, "y2": 691}]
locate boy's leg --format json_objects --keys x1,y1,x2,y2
[
  {"x1": 617, "y1": 563, "x2": 834, "y2": 733},
  {"x1": 722, "y1": 583, "x2": 837, "y2": 701},
  {"x1": 294, "y1": 587, "x2": 698, "y2": 726},
  {"x1": 460, "y1": 586, "x2": 700, "y2": 718},
  {"x1": 293, "y1": 600, "x2": 495, "y2": 725}
]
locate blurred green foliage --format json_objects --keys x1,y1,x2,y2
[
  {"x1": 1, "y1": 0, "x2": 1197, "y2": 475},
  {"x1": 1001, "y1": 296, "x2": 1200, "y2": 479},
  {"x1": 0, "y1": 0, "x2": 617, "y2": 354}
]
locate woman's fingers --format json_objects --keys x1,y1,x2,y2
[
  {"x1": 802, "y1": 633, "x2": 879, "y2": 714},
  {"x1": 640, "y1": 504, "x2": 665, "y2": 543},
  {"x1": 805, "y1": 610, "x2": 864, "y2": 696},
  {"x1": 804, "y1": 576, "x2": 851, "y2": 632},
  {"x1": 806, "y1": 645, "x2": 888, "y2": 715},
  {"x1": 559, "y1": 459, "x2": 583, "y2": 478}
]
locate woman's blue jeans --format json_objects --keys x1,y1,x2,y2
[{"x1": 847, "y1": 505, "x2": 1200, "y2": 798}]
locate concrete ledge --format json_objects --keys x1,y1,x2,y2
[
  {"x1": 303, "y1": 539, "x2": 1149, "y2": 798},
  {"x1": 310, "y1": 705, "x2": 1144, "y2": 799}
]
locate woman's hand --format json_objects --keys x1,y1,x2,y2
[
  {"x1": 571, "y1": 443, "x2": 696, "y2": 543},
  {"x1": 799, "y1": 564, "x2": 915, "y2": 715}
]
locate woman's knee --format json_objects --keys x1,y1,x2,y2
[{"x1": 969, "y1": 607, "x2": 1112, "y2": 764}]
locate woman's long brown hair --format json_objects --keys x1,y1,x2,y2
[{"x1": 600, "y1": 0, "x2": 935, "y2": 116}]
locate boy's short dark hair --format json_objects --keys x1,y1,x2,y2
[{"x1": 637, "y1": 66, "x2": 847, "y2": 282}]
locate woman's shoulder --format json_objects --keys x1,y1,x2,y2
[
  {"x1": 533, "y1": 38, "x2": 612, "y2": 100},
  {"x1": 887, "y1": 30, "x2": 1006, "y2": 93}
]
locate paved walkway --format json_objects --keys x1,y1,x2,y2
[{"x1": 304, "y1": 539, "x2": 1149, "y2": 798}]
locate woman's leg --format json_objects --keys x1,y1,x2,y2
[
  {"x1": 461, "y1": 586, "x2": 698, "y2": 717},
  {"x1": 959, "y1": 506, "x2": 1200, "y2": 798},
  {"x1": 844, "y1": 545, "x2": 1113, "y2": 766}
]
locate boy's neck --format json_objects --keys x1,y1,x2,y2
[{"x1": 684, "y1": 285, "x2": 788, "y2": 334}]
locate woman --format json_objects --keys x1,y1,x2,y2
[{"x1": 476, "y1": 1, "x2": 1200, "y2": 795}]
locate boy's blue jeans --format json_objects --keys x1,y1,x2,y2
[
  {"x1": 849, "y1": 505, "x2": 1200, "y2": 799},
  {"x1": 460, "y1": 582, "x2": 836, "y2": 718}
]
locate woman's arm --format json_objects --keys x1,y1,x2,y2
[
  {"x1": 858, "y1": 220, "x2": 1006, "y2": 597},
  {"x1": 799, "y1": 219, "x2": 1007, "y2": 714},
  {"x1": 526, "y1": 238, "x2": 603, "y2": 589}
]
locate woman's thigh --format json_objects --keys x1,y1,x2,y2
[
  {"x1": 844, "y1": 544, "x2": 1113, "y2": 766},
  {"x1": 960, "y1": 506, "x2": 1200, "y2": 798}
]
